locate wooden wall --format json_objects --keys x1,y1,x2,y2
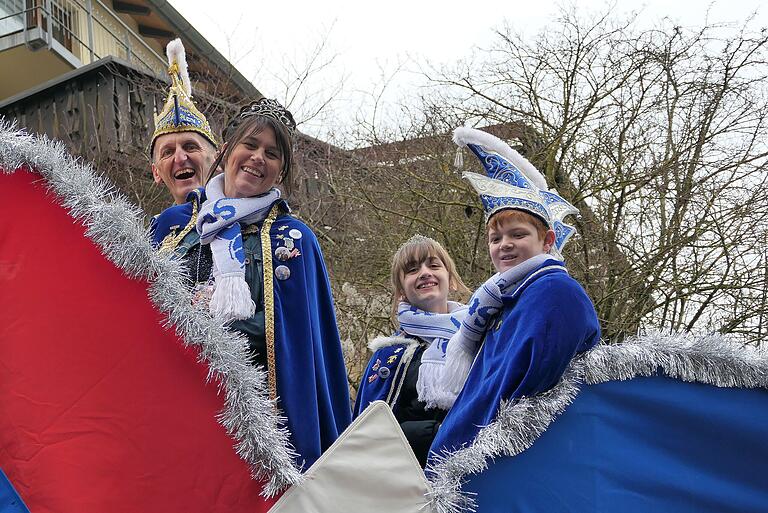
[
  {"x1": 0, "y1": 65, "x2": 167, "y2": 159},
  {"x1": 0, "y1": 61, "x2": 341, "y2": 220}
]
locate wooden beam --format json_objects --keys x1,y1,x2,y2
[
  {"x1": 138, "y1": 24, "x2": 175, "y2": 39},
  {"x1": 113, "y1": 1, "x2": 151, "y2": 15}
]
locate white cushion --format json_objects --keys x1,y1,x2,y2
[{"x1": 269, "y1": 401, "x2": 435, "y2": 513}]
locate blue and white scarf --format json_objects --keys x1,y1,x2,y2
[
  {"x1": 397, "y1": 301, "x2": 468, "y2": 410},
  {"x1": 441, "y1": 254, "x2": 560, "y2": 408},
  {"x1": 196, "y1": 173, "x2": 281, "y2": 321}
]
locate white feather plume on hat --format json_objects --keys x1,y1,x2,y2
[
  {"x1": 453, "y1": 126, "x2": 548, "y2": 191},
  {"x1": 166, "y1": 37, "x2": 192, "y2": 97}
]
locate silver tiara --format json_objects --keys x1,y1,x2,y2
[
  {"x1": 396, "y1": 234, "x2": 439, "y2": 253},
  {"x1": 225, "y1": 98, "x2": 297, "y2": 139}
]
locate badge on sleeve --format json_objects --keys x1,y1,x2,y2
[
  {"x1": 275, "y1": 265, "x2": 291, "y2": 281},
  {"x1": 275, "y1": 246, "x2": 291, "y2": 261}
]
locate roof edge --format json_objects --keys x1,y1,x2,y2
[
  {"x1": 0, "y1": 56, "x2": 150, "y2": 110},
  {"x1": 146, "y1": 0, "x2": 261, "y2": 99}
]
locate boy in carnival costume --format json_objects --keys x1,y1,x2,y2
[{"x1": 429, "y1": 127, "x2": 601, "y2": 457}]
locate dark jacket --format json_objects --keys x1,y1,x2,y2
[{"x1": 354, "y1": 335, "x2": 447, "y2": 467}]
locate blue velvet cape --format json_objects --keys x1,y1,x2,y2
[
  {"x1": 353, "y1": 336, "x2": 418, "y2": 418},
  {"x1": 149, "y1": 188, "x2": 206, "y2": 248},
  {"x1": 150, "y1": 195, "x2": 351, "y2": 470},
  {"x1": 269, "y1": 213, "x2": 352, "y2": 469},
  {"x1": 430, "y1": 260, "x2": 600, "y2": 457}
]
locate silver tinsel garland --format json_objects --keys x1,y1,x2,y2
[
  {"x1": 426, "y1": 334, "x2": 768, "y2": 513},
  {"x1": 0, "y1": 121, "x2": 303, "y2": 496}
]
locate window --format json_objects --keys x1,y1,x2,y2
[
  {"x1": 18, "y1": 0, "x2": 77, "y2": 51},
  {"x1": 0, "y1": 0, "x2": 25, "y2": 36}
]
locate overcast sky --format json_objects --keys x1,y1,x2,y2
[{"x1": 169, "y1": 0, "x2": 766, "y2": 141}]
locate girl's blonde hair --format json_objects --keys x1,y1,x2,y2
[{"x1": 390, "y1": 235, "x2": 470, "y2": 321}]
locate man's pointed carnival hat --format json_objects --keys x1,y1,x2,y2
[
  {"x1": 454, "y1": 127, "x2": 579, "y2": 256},
  {"x1": 148, "y1": 38, "x2": 218, "y2": 155}
]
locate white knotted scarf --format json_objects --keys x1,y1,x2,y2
[
  {"x1": 396, "y1": 301, "x2": 468, "y2": 410},
  {"x1": 196, "y1": 174, "x2": 281, "y2": 321}
]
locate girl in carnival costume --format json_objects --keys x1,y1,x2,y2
[
  {"x1": 154, "y1": 97, "x2": 351, "y2": 471},
  {"x1": 354, "y1": 235, "x2": 470, "y2": 466},
  {"x1": 429, "y1": 127, "x2": 601, "y2": 459}
]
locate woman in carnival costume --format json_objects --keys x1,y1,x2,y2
[
  {"x1": 354, "y1": 235, "x2": 470, "y2": 466},
  {"x1": 429, "y1": 127, "x2": 601, "y2": 458},
  {"x1": 152, "y1": 95, "x2": 351, "y2": 469}
]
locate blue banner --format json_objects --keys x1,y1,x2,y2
[
  {"x1": 0, "y1": 469, "x2": 29, "y2": 513},
  {"x1": 464, "y1": 377, "x2": 768, "y2": 512}
]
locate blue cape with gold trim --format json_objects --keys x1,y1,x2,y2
[
  {"x1": 353, "y1": 336, "x2": 417, "y2": 418},
  {"x1": 268, "y1": 213, "x2": 352, "y2": 469},
  {"x1": 149, "y1": 188, "x2": 206, "y2": 248},
  {"x1": 150, "y1": 196, "x2": 351, "y2": 470}
]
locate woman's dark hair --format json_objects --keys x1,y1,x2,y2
[{"x1": 205, "y1": 115, "x2": 294, "y2": 194}]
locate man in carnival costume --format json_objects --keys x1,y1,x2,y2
[
  {"x1": 429, "y1": 127, "x2": 601, "y2": 457},
  {"x1": 149, "y1": 38, "x2": 218, "y2": 250}
]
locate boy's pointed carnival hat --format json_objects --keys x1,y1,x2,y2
[
  {"x1": 148, "y1": 38, "x2": 218, "y2": 155},
  {"x1": 454, "y1": 127, "x2": 579, "y2": 255}
]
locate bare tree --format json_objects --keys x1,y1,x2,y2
[
  {"x1": 321, "y1": 9, "x2": 768, "y2": 353},
  {"x1": 27, "y1": 10, "x2": 766, "y2": 393},
  {"x1": 257, "y1": 25, "x2": 348, "y2": 141}
]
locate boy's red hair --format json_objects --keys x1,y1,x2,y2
[{"x1": 487, "y1": 209, "x2": 548, "y2": 240}]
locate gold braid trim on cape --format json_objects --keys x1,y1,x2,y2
[
  {"x1": 260, "y1": 203, "x2": 280, "y2": 400},
  {"x1": 158, "y1": 201, "x2": 199, "y2": 254}
]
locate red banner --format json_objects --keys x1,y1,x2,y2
[{"x1": 0, "y1": 169, "x2": 275, "y2": 512}]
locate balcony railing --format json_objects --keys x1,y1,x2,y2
[{"x1": 0, "y1": 0, "x2": 166, "y2": 74}]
